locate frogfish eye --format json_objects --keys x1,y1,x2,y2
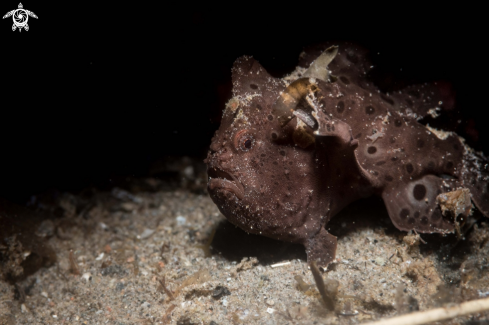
[
  {"x1": 244, "y1": 139, "x2": 252, "y2": 149},
  {"x1": 234, "y1": 130, "x2": 254, "y2": 151}
]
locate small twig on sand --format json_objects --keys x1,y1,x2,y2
[
  {"x1": 361, "y1": 297, "x2": 489, "y2": 325},
  {"x1": 69, "y1": 249, "x2": 80, "y2": 275},
  {"x1": 162, "y1": 304, "x2": 176, "y2": 324},
  {"x1": 158, "y1": 275, "x2": 174, "y2": 301}
]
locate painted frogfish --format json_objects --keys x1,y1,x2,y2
[{"x1": 205, "y1": 43, "x2": 489, "y2": 268}]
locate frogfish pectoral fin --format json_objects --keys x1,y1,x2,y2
[{"x1": 304, "y1": 227, "x2": 337, "y2": 269}]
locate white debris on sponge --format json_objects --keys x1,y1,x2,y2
[{"x1": 425, "y1": 124, "x2": 452, "y2": 140}]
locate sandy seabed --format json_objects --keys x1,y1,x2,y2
[{"x1": 1, "y1": 160, "x2": 489, "y2": 325}]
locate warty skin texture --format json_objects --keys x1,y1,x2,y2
[{"x1": 206, "y1": 43, "x2": 489, "y2": 268}]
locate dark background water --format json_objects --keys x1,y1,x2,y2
[{"x1": 1, "y1": 4, "x2": 486, "y2": 203}]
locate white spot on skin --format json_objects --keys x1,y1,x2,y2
[
  {"x1": 367, "y1": 128, "x2": 385, "y2": 143},
  {"x1": 427, "y1": 108, "x2": 441, "y2": 118}
]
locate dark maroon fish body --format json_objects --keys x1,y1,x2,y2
[{"x1": 205, "y1": 43, "x2": 489, "y2": 267}]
